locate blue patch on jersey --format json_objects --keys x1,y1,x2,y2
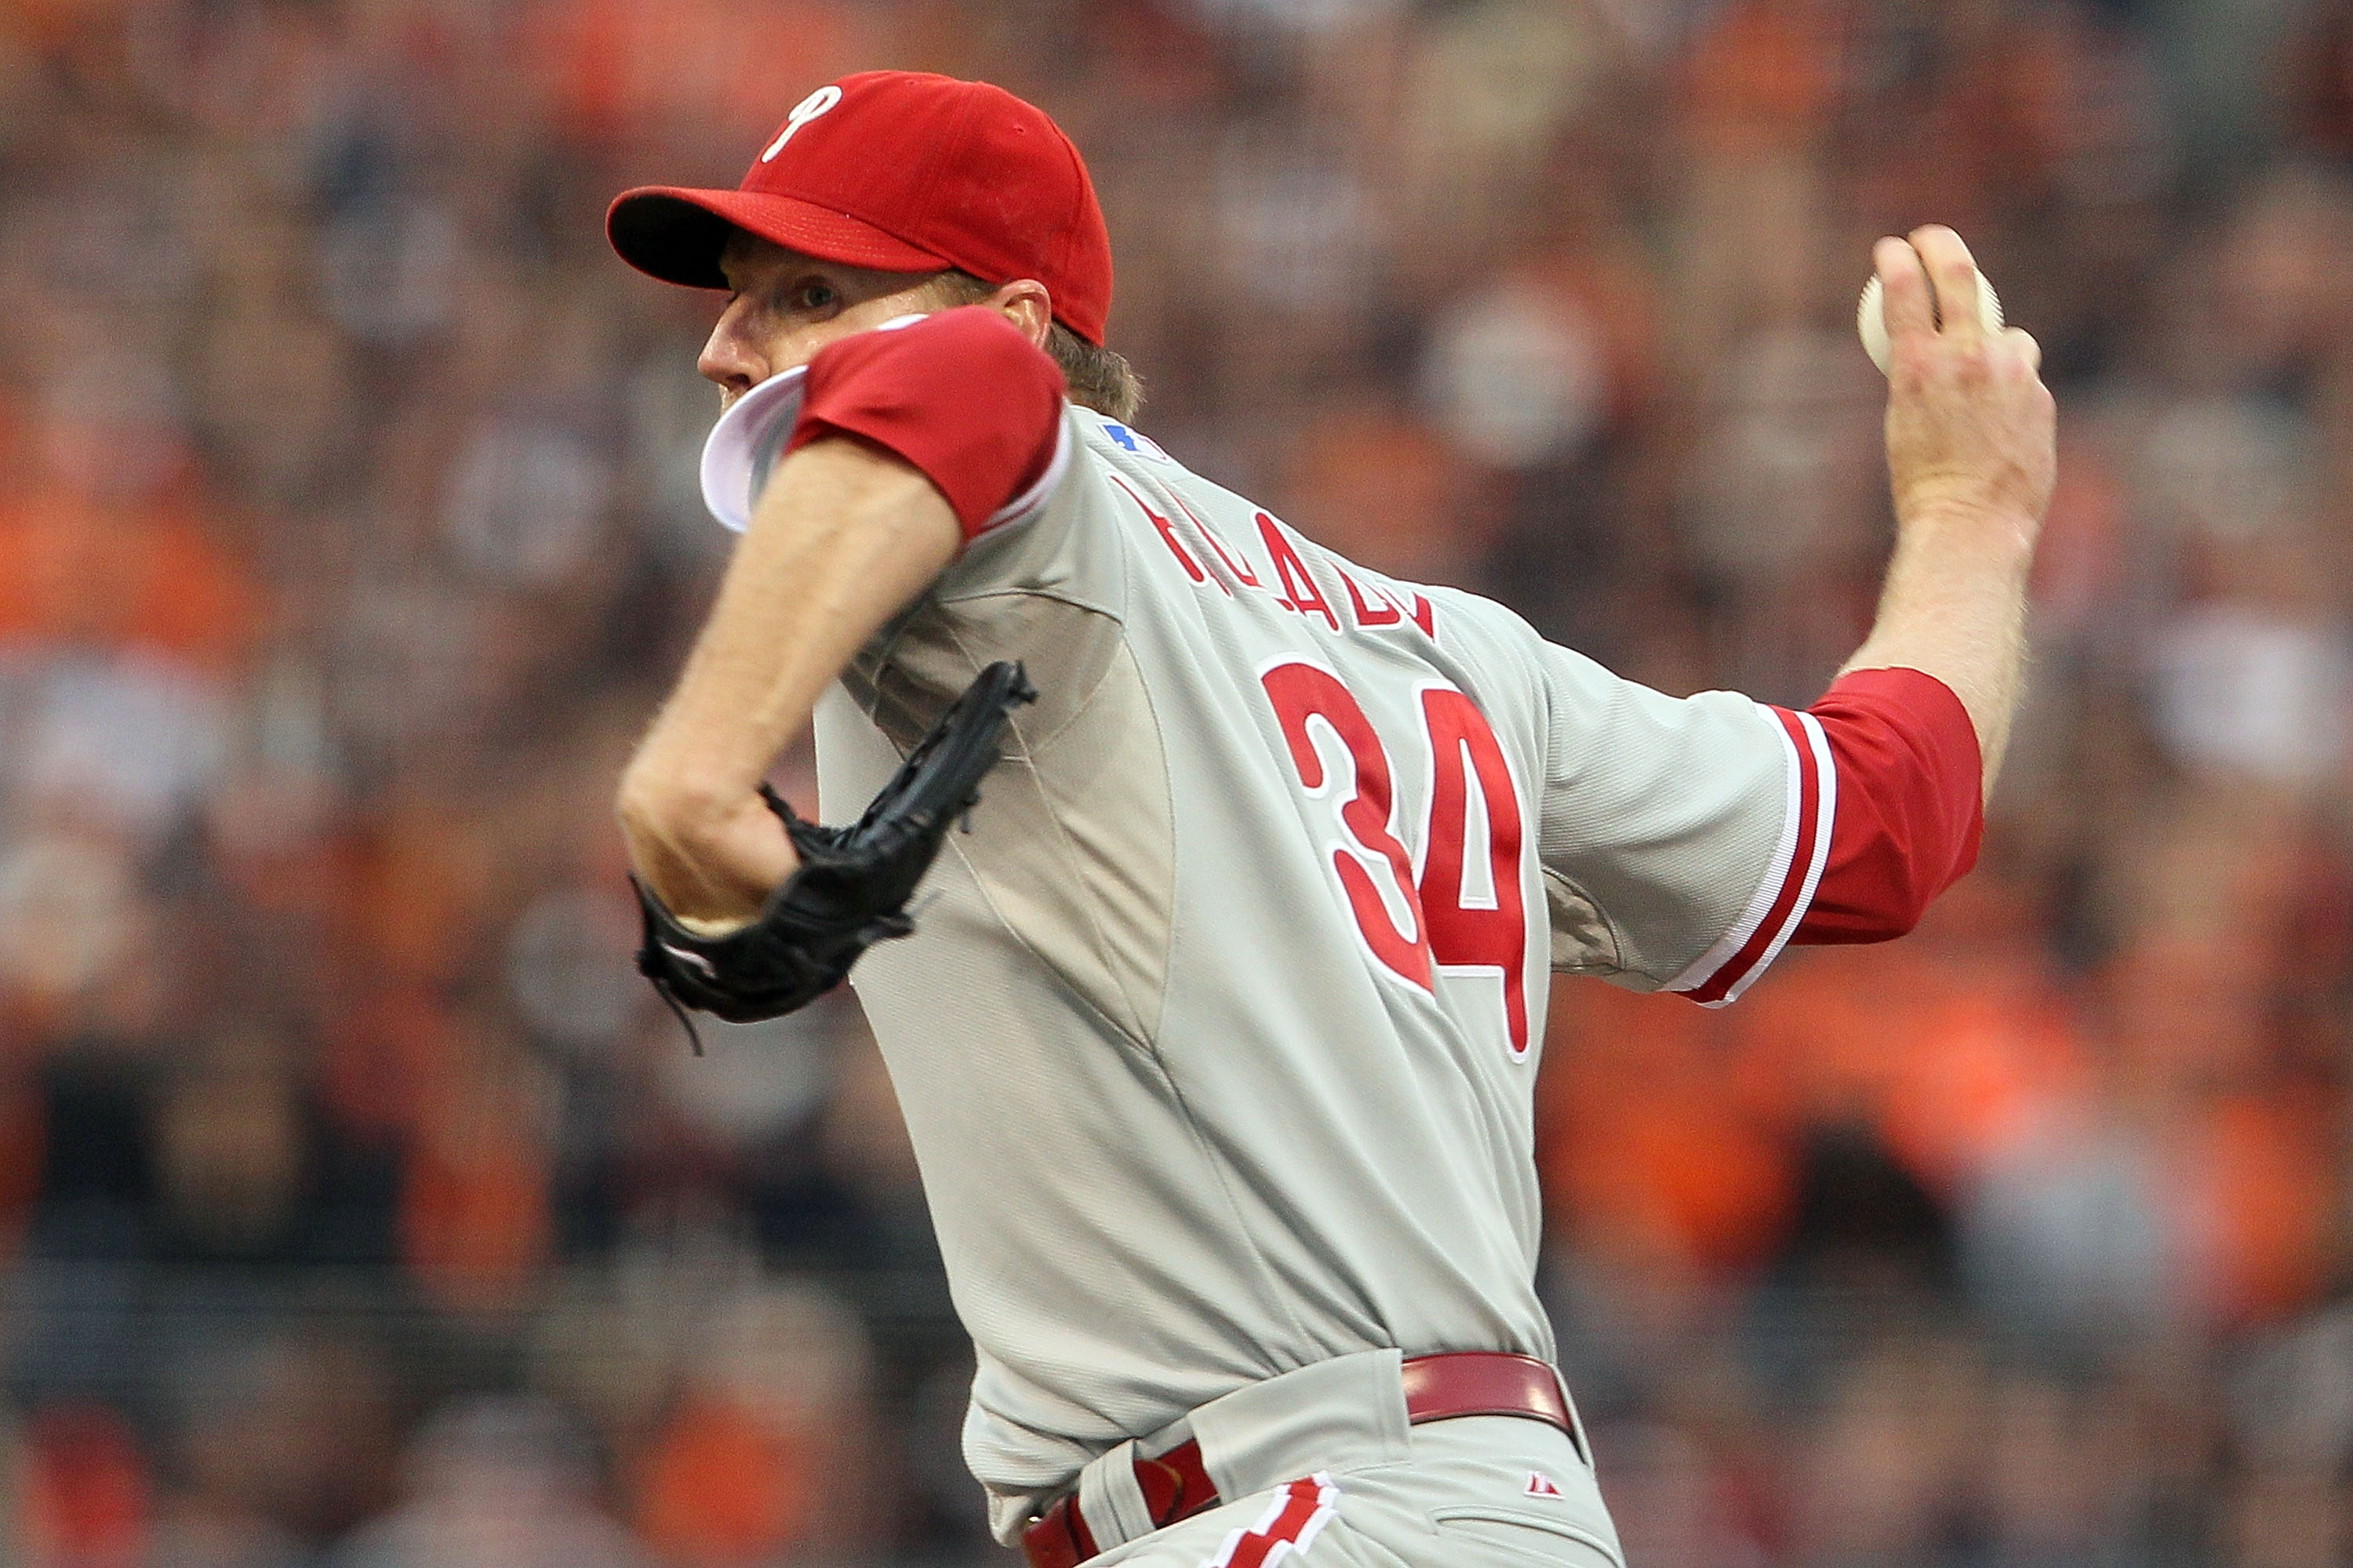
[{"x1": 1100, "y1": 420, "x2": 1172, "y2": 463}]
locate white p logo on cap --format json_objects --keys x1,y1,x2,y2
[{"x1": 762, "y1": 85, "x2": 843, "y2": 162}]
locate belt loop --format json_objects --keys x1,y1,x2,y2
[
  {"x1": 1077, "y1": 1438, "x2": 1155, "y2": 1549},
  {"x1": 1550, "y1": 1363, "x2": 1593, "y2": 1468}
]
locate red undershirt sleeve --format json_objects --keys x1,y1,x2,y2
[
  {"x1": 1789, "y1": 666, "x2": 1985, "y2": 944},
  {"x1": 785, "y1": 307, "x2": 1068, "y2": 542}
]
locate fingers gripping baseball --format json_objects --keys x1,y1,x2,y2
[
  {"x1": 1874, "y1": 228, "x2": 2057, "y2": 536},
  {"x1": 2007, "y1": 326, "x2": 2042, "y2": 375},
  {"x1": 1912, "y1": 226, "x2": 1988, "y2": 343}
]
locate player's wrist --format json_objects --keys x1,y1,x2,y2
[
  {"x1": 620, "y1": 785, "x2": 798, "y2": 922},
  {"x1": 617, "y1": 762, "x2": 718, "y2": 837},
  {"x1": 1890, "y1": 486, "x2": 2041, "y2": 564},
  {"x1": 619, "y1": 767, "x2": 777, "y2": 864}
]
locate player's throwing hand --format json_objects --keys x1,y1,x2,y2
[{"x1": 1875, "y1": 225, "x2": 2057, "y2": 544}]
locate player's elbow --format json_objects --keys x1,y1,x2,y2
[
  {"x1": 1787, "y1": 668, "x2": 1986, "y2": 949},
  {"x1": 1791, "y1": 779, "x2": 1980, "y2": 945},
  {"x1": 1877, "y1": 892, "x2": 1931, "y2": 942},
  {"x1": 1802, "y1": 875, "x2": 1937, "y2": 944}
]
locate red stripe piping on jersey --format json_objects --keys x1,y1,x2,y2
[
  {"x1": 1687, "y1": 708, "x2": 1835, "y2": 1006},
  {"x1": 1657, "y1": 706, "x2": 1806, "y2": 996},
  {"x1": 1204, "y1": 1475, "x2": 1340, "y2": 1568},
  {"x1": 1686, "y1": 708, "x2": 1825, "y2": 1004},
  {"x1": 1742, "y1": 710, "x2": 1837, "y2": 1001}
]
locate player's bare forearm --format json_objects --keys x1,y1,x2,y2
[
  {"x1": 618, "y1": 435, "x2": 960, "y2": 926},
  {"x1": 1841, "y1": 500, "x2": 2035, "y2": 794},
  {"x1": 1841, "y1": 227, "x2": 2056, "y2": 800}
]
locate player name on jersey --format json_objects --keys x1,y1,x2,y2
[{"x1": 1105, "y1": 465, "x2": 1438, "y2": 643}]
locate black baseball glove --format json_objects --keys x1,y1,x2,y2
[{"x1": 633, "y1": 660, "x2": 1037, "y2": 1050}]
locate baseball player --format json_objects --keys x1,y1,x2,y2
[{"x1": 609, "y1": 71, "x2": 2054, "y2": 1568}]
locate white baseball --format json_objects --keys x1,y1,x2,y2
[{"x1": 1858, "y1": 270, "x2": 2003, "y2": 376}]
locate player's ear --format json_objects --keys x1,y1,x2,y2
[{"x1": 987, "y1": 279, "x2": 1053, "y2": 350}]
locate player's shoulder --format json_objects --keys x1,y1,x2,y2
[
  {"x1": 1078, "y1": 412, "x2": 1180, "y2": 471},
  {"x1": 1044, "y1": 417, "x2": 1577, "y2": 690},
  {"x1": 1062, "y1": 409, "x2": 1226, "y2": 531},
  {"x1": 1058, "y1": 412, "x2": 1544, "y2": 654},
  {"x1": 1400, "y1": 577, "x2": 1547, "y2": 657}
]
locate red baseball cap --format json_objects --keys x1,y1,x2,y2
[{"x1": 608, "y1": 71, "x2": 1114, "y2": 345}]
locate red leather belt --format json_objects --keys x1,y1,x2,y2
[{"x1": 1021, "y1": 1352, "x2": 1573, "y2": 1568}]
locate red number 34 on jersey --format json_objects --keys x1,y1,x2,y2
[{"x1": 1260, "y1": 660, "x2": 1532, "y2": 1058}]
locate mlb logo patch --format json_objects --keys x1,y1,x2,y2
[
  {"x1": 1526, "y1": 1471, "x2": 1565, "y2": 1499},
  {"x1": 1100, "y1": 420, "x2": 1173, "y2": 463}
]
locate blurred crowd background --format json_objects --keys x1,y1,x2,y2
[{"x1": 0, "y1": 0, "x2": 2348, "y2": 1562}]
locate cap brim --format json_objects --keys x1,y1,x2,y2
[{"x1": 606, "y1": 187, "x2": 950, "y2": 289}]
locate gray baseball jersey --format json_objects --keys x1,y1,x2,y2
[{"x1": 811, "y1": 408, "x2": 1835, "y2": 1539}]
